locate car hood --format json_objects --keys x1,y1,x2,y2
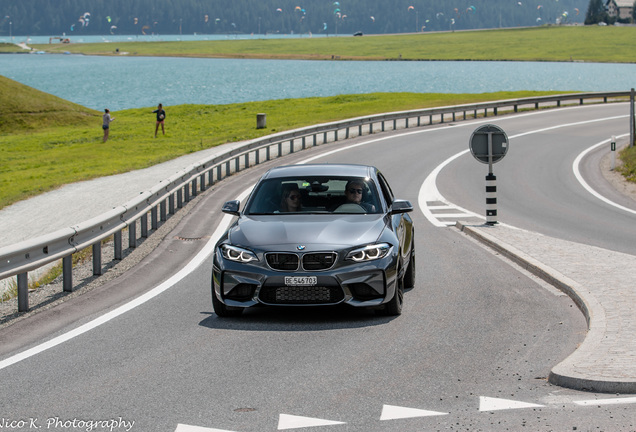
[{"x1": 229, "y1": 214, "x2": 387, "y2": 250}]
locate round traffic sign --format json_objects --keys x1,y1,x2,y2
[{"x1": 469, "y1": 124, "x2": 509, "y2": 165}]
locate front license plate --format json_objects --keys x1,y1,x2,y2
[{"x1": 285, "y1": 276, "x2": 317, "y2": 286}]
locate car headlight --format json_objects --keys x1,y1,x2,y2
[
  {"x1": 346, "y1": 243, "x2": 391, "y2": 262},
  {"x1": 220, "y1": 244, "x2": 258, "y2": 263}
]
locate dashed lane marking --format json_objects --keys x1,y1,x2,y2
[
  {"x1": 380, "y1": 404, "x2": 449, "y2": 420},
  {"x1": 175, "y1": 424, "x2": 236, "y2": 432},
  {"x1": 479, "y1": 396, "x2": 545, "y2": 412},
  {"x1": 175, "y1": 395, "x2": 636, "y2": 431},
  {"x1": 277, "y1": 414, "x2": 346, "y2": 430}
]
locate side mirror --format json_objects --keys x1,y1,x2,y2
[
  {"x1": 390, "y1": 199, "x2": 413, "y2": 214},
  {"x1": 222, "y1": 200, "x2": 240, "y2": 216}
]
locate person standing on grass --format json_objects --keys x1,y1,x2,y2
[
  {"x1": 102, "y1": 108, "x2": 115, "y2": 142},
  {"x1": 153, "y1": 103, "x2": 166, "y2": 137}
]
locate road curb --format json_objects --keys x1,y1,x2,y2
[{"x1": 456, "y1": 222, "x2": 636, "y2": 394}]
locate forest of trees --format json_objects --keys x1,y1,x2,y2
[{"x1": 1, "y1": 0, "x2": 592, "y2": 37}]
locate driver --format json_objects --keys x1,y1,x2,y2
[{"x1": 344, "y1": 180, "x2": 375, "y2": 212}]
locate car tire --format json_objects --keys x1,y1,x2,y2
[
  {"x1": 403, "y1": 243, "x2": 415, "y2": 289},
  {"x1": 381, "y1": 266, "x2": 404, "y2": 316},
  {"x1": 212, "y1": 292, "x2": 243, "y2": 317}
]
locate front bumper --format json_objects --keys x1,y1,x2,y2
[{"x1": 212, "y1": 254, "x2": 398, "y2": 309}]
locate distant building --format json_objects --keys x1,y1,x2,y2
[{"x1": 606, "y1": 0, "x2": 634, "y2": 20}]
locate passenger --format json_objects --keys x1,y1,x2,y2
[
  {"x1": 344, "y1": 180, "x2": 375, "y2": 212},
  {"x1": 280, "y1": 184, "x2": 303, "y2": 212}
]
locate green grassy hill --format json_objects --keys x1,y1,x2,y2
[{"x1": 0, "y1": 75, "x2": 98, "y2": 135}]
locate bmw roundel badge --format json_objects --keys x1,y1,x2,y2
[{"x1": 297, "y1": 245, "x2": 306, "y2": 250}]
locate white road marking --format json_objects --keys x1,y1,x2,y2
[
  {"x1": 574, "y1": 396, "x2": 636, "y2": 406},
  {"x1": 479, "y1": 396, "x2": 545, "y2": 412},
  {"x1": 380, "y1": 404, "x2": 448, "y2": 420},
  {"x1": 572, "y1": 132, "x2": 636, "y2": 216},
  {"x1": 278, "y1": 414, "x2": 345, "y2": 430},
  {"x1": 175, "y1": 424, "x2": 237, "y2": 432}
]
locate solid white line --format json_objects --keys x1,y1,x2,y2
[
  {"x1": 572, "y1": 133, "x2": 636, "y2": 216},
  {"x1": 0, "y1": 189, "x2": 252, "y2": 372}
]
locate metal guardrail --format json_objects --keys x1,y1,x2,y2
[{"x1": 1, "y1": 90, "x2": 632, "y2": 312}]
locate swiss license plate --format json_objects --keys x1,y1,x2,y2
[{"x1": 285, "y1": 276, "x2": 317, "y2": 286}]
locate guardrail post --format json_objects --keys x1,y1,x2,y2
[
  {"x1": 169, "y1": 193, "x2": 175, "y2": 214},
  {"x1": 114, "y1": 231, "x2": 122, "y2": 260},
  {"x1": 160, "y1": 200, "x2": 167, "y2": 221},
  {"x1": 63, "y1": 255, "x2": 73, "y2": 292},
  {"x1": 93, "y1": 242, "x2": 102, "y2": 276},
  {"x1": 141, "y1": 214, "x2": 148, "y2": 238},
  {"x1": 290, "y1": 139, "x2": 295, "y2": 153},
  {"x1": 129, "y1": 222, "x2": 137, "y2": 249},
  {"x1": 17, "y1": 272, "x2": 28, "y2": 312},
  {"x1": 192, "y1": 177, "x2": 198, "y2": 197},
  {"x1": 177, "y1": 189, "x2": 183, "y2": 209},
  {"x1": 151, "y1": 206, "x2": 158, "y2": 230}
]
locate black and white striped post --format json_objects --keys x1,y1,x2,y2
[{"x1": 469, "y1": 124, "x2": 509, "y2": 225}]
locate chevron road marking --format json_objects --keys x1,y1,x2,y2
[
  {"x1": 479, "y1": 396, "x2": 545, "y2": 412},
  {"x1": 175, "y1": 424, "x2": 237, "y2": 432},
  {"x1": 277, "y1": 414, "x2": 345, "y2": 430},
  {"x1": 380, "y1": 404, "x2": 448, "y2": 420}
]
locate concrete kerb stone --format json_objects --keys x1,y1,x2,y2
[{"x1": 456, "y1": 222, "x2": 636, "y2": 394}]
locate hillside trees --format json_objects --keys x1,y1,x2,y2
[{"x1": 584, "y1": 0, "x2": 608, "y2": 24}]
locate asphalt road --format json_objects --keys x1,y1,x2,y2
[{"x1": 1, "y1": 103, "x2": 635, "y2": 432}]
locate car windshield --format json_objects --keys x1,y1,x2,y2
[{"x1": 244, "y1": 176, "x2": 382, "y2": 215}]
